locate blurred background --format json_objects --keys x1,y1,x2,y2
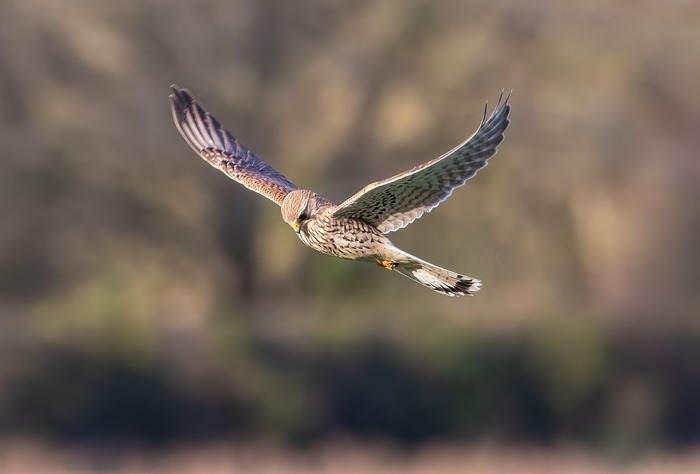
[{"x1": 1, "y1": 0, "x2": 699, "y2": 472}]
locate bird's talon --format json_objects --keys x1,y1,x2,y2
[{"x1": 380, "y1": 260, "x2": 397, "y2": 271}]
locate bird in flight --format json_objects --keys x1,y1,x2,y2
[{"x1": 169, "y1": 85, "x2": 510, "y2": 296}]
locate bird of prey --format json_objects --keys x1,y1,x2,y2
[{"x1": 169, "y1": 85, "x2": 510, "y2": 296}]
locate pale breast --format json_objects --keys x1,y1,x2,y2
[{"x1": 299, "y1": 209, "x2": 388, "y2": 261}]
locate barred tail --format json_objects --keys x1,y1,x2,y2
[{"x1": 392, "y1": 251, "x2": 481, "y2": 297}]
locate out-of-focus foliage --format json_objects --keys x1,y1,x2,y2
[{"x1": 0, "y1": 0, "x2": 698, "y2": 456}]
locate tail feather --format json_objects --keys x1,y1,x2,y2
[{"x1": 392, "y1": 252, "x2": 481, "y2": 297}]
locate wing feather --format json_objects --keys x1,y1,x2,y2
[
  {"x1": 332, "y1": 94, "x2": 511, "y2": 233},
  {"x1": 169, "y1": 85, "x2": 298, "y2": 206}
]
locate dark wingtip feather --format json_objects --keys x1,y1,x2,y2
[
  {"x1": 169, "y1": 85, "x2": 222, "y2": 154},
  {"x1": 169, "y1": 85, "x2": 194, "y2": 132},
  {"x1": 480, "y1": 89, "x2": 512, "y2": 128},
  {"x1": 481, "y1": 100, "x2": 489, "y2": 126},
  {"x1": 452, "y1": 277, "x2": 481, "y2": 296}
]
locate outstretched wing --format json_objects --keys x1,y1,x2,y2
[
  {"x1": 332, "y1": 94, "x2": 511, "y2": 233},
  {"x1": 169, "y1": 85, "x2": 298, "y2": 206}
]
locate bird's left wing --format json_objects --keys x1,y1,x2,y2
[
  {"x1": 169, "y1": 85, "x2": 298, "y2": 206},
  {"x1": 332, "y1": 94, "x2": 511, "y2": 233}
]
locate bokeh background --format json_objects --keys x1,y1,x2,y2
[{"x1": 1, "y1": 0, "x2": 699, "y2": 472}]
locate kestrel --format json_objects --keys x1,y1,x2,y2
[{"x1": 169, "y1": 85, "x2": 510, "y2": 296}]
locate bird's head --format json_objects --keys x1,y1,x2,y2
[{"x1": 281, "y1": 189, "x2": 327, "y2": 233}]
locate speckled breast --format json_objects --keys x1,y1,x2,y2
[{"x1": 298, "y1": 210, "x2": 388, "y2": 261}]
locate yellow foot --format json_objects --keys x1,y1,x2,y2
[{"x1": 379, "y1": 259, "x2": 397, "y2": 271}]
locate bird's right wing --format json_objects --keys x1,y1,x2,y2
[
  {"x1": 332, "y1": 94, "x2": 510, "y2": 233},
  {"x1": 169, "y1": 85, "x2": 298, "y2": 206}
]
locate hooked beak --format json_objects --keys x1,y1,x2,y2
[{"x1": 292, "y1": 222, "x2": 301, "y2": 233}]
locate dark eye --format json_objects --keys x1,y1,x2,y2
[{"x1": 299, "y1": 211, "x2": 308, "y2": 221}]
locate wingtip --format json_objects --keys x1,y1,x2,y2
[
  {"x1": 169, "y1": 84, "x2": 196, "y2": 105},
  {"x1": 499, "y1": 89, "x2": 513, "y2": 107},
  {"x1": 169, "y1": 85, "x2": 201, "y2": 126},
  {"x1": 495, "y1": 89, "x2": 513, "y2": 108},
  {"x1": 481, "y1": 89, "x2": 512, "y2": 126},
  {"x1": 169, "y1": 84, "x2": 184, "y2": 103}
]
